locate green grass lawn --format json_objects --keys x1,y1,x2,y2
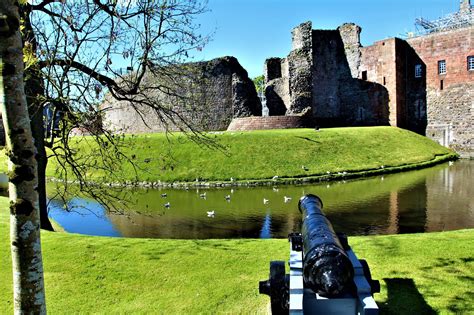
[
  {"x1": 1, "y1": 198, "x2": 472, "y2": 314},
  {"x1": 0, "y1": 127, "x2": 456, "y2": 184}
]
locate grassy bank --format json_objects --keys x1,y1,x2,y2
[
  {"x1": 0, "y1": 127, "x2": 456, "y2": 184},
  {"x1": 0, "y1": 198, "x2": 472, "y2": 313}
]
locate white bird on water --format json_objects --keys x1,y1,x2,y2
[
  {"x1": 449, "y1": 161, "x2": 454, "y2": 166},
  {"x1": 284, "y1": 196, "x2": 292, "y2": 203},
  {"x1": 272, "y1": 175, "x2": 279, "y2": 181},
  {"x1": 207, "y1": 211, "x2": 215, "y2": 217},
  {"x1": 200, "y1": 192, "x2": 207, "y2": 199},
  {"x1": 225, "y1": 195, "x2": 231, "y2": 201},
  {"x1": 263, "y1": 198, "x2": 269, "y2": 205},
  {"x1": 164, "y1": 202, "x2": 170, "y2": 208}
]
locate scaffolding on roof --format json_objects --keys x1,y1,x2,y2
[{"x1": 404, "y1": 6, "x2": 473, "y2": 38}]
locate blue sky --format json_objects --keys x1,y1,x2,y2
[{"x1": 194, "y1": 0, "x2": 462, "y2": 78}]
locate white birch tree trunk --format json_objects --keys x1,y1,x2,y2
[{"x1": 0, "y1": 1, "x2": 47, "y2": 313}]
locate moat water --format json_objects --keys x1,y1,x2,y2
[{"x1": 48, "y1": 160, "x2": 474, "y2": 239}]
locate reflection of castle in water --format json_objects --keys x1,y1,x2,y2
[
  {"x1": 425, "y1": 160, "x2": 474, "y2": 231},
  {"x1": 101, "y1": 161, "x2": 474, "y2": 239},
  {"x1": 107, "y1": 210, "x2": 296, "y2": 239}
]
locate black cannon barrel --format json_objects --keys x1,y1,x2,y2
[{"x1": 298, "y1": 194, "x2": 354, "y2": 296}]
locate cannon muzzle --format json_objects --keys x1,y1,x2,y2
[{"x1": 298, "y1": 194, "x2": 354, "y2": 296}]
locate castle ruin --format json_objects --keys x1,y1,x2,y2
[
  {"x1": 262, "y1": 0, "x2": 473, "y2": 157},
  {"x1": 1, "y1": 2, "x2": 469, "y2": 156},
  {"x1": 102, "y1": 56, "x2": 261, "y2": 133}
]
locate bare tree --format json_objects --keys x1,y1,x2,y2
[
  {"x1": 21, "y1": 0, "x2": 212, "y2": 225},
  {"x1": 0, "y1": 1, "x2": 46, "y2": 313}
]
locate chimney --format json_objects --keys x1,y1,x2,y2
[{"x1": 460, "y1": 0, "x2": 472, "y2": 14}]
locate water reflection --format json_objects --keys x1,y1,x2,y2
[
  {"x1": 48, "y1": 198, "x2": 121, "y2": 237},
  {"x1": 259, "y1": 213, "x2": 272, "y2": 239},
  {"x1": 48, "y1": 160, "x2": 474, "y2": 239}
]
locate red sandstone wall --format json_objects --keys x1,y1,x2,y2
[
  {"x1": 227, "y1": 116, "x2": 307, "y2": 131},
  {"x1": 407, "y1": 27, "x2": 474, "y2": 90},
  {"x1": 360, "y1": 39, "x2": 398, "y2": 126},
  {"x1": 408, "y1": 26, "x2": 473, "y2": 157}
]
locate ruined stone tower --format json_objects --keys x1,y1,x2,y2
[
  {"x1": 264, "y1": 22, "x2": 395, "y2": 129},
  {"x1": 262, "y1": 0, "x2": 473, "y2": 156}
]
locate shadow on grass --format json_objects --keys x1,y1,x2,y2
[
  {"x1": 380, "y1": 278, "x2": 435, "y2": 315},
  {"x1": 294, "y1": 136, "x2": 321, "y2": 144},
  {"x1": 447, "y1": 291, "x2": 474, "y2": 314}
]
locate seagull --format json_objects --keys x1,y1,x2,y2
[
  {"x1": 230, "y1": 189, "x2": 234, "y2": 194},
  {"x1": 380, "y1": 165, "x2": 385, "y2": 169},
  {"x1": 273, "y1": 187, "x2": 279, "y2": 192},
  {"x1": 263, "y1": 198, "x2": 269, "y2": 204},
  {"x1": 448, "y1": 161, "x2": 454, "y2": 166},
  {"x1": 161, "y1": 193, "x2": 167, "y2": 198},
  {"x1": 164, "y1": 202, "x2": 170, "y2": 208},
  {"x1": 272, "y1": 175, "x2": 279, "y2": 181},
  {"x1": 207, "y1": 211, "x2": 215, "y2": 217},
  {"x1": 326, "y1": 171, "x2": 330, "y2": 174},
  {"x1": 284, "y1": 196, "x2": 292, "y2": 203},
  {"x1": 302, "y1": 165, "x2": 309, "y2": 171},
  {"x1": 230, "y1": 177, "x2": 235, "y2": 182},
  {"x1": 225, "y1": 195, "x2": 231, "y2": 201},
  {"x1": 342, "y1": 171, "x2": 347, "y2": 175},
  {"x1": 199, "y1": 192, "x2": 207, "y2": 199}
]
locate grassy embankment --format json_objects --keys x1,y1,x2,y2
[
  {"x1": 0, "y1": 126, "x2": 456, "y2": 185},
  {"x1": 0, "y1": 197, "x2": 472, "y2": 313}
]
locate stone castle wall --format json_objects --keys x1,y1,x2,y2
[
  {"x1": 103, "y1": 56, "x2": 261, "y2": 133},
  {"x1": 360, "y1": 39, "x2": 399, "y2": 126},
  {"x1": 265, "y1": 22, "x2": 392, "y2": 128},
  {"x1": 313, "y1": 25, "x2": 390, "y2": 127},
  {"x1": 227, "y1": 116, "x2": 308, "y2": 131},
  {"x1": 263, "y1": 18, "x2": 472, "y2": 156},
  {"x1": 359, "y1": 38, "x2": 427, "y2": 134},
  {"x1": 0, "y1": 7, "x2": 470, "y2": 157},
  {"x1": 263, "y1": 57, "x2": 290, "y2": 115},
  {"x1": 288, "y1": 22, "x2": 313, "y2": 114},
  {"x1": 408, "y1": 27, "x2": 474, "y2": 157}
]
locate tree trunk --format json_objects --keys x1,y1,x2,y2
[
  {"x1": 0, "y1": 1, "x2": 47, "y2": 313},
  {"x1": 21, "y1": 6, "x2": 53, "y2": 231},
  {"x1": 30, "y1": 107, "x2": 53, "y2": 231}
]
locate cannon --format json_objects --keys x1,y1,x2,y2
[{"x1": 259, "y1": 194, "x2": 380, "y2": 314}]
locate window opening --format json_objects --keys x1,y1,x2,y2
[
  {"x1": 415, "y1": 64, "x2": 422, "y2": 78},
  {"x1": 468, "y1": 56, "x2": 474, "y2": 71},
  {"x1": 438, "y1": 60, "x2": 446, "y2": 75}
]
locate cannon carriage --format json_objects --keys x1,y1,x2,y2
[{"x1": 259, "y1": 194, "x2": 380, "y2": 314}]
